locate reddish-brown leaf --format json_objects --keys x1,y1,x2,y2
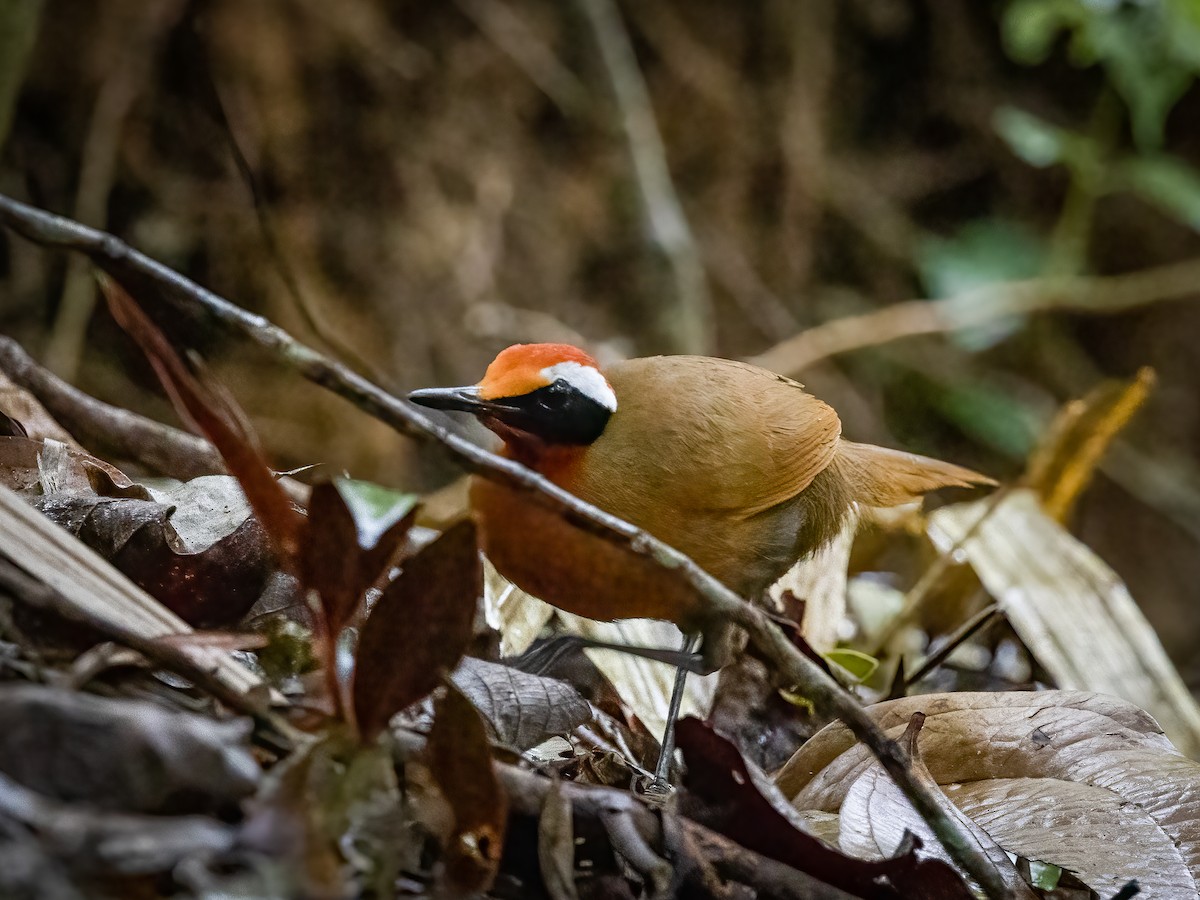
[
  {"x1": 302, "y1": 479, "x2": 417, "y2": 720},
  {"x1": 33, "y1": 490, "x2": 272, "y2": 628},
  {"x1": 99, "y1": 275, "x2": 303, "y2": 567},
  {"x1": 675, "y1": 717, "x2": 973, "y2": 899},
  {"x1": 300, "y1": 480, "x2": 416, "y2": 639},
  {"x1": 351, "y1": 520, "x2": 480, "y2": 740},
  {"x1": 427, "y1": 678, "x2": 507, "y2": 894}
]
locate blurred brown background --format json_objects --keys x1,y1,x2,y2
[{"x1": 1, "y1": 0, "x2": 1199, "y2": 679}]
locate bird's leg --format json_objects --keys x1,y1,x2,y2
[
  {"x1": 509, "y1": 633, "x2": 711, "y2": 676},
  {"x1": 651, "y1": 632, "x2": 701, "y2": 792}
]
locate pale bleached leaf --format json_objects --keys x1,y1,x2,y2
[
  {"x1": 143, "y1": 475, "x2": 254, "y2": 553},
  {"x1": 929, "y1": 489, "x2": 1200, "y2": 756},
  {"x1": 538, "y1": 778, "x2": 579, "y2": 900}
]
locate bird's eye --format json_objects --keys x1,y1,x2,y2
[{"x1": 537, "y1": 380, "x2": 570, "y2": 411}]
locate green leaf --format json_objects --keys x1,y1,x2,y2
[
  {"x1": 824, "y1": 649, "x2": 880, "y2": 683},
  {"x1": 1001, "y1": 0, "x2": 1200, "y2": 149},
  {"x1": 1002, "y1": 0, "x2": 1081, "y2": 65},
  {"x1": 1166, "y1": 0, "x2": 1200, "y2": 68},
  {"x1": 917, "y1": 218, "x2": 1045, "y2": 350},
  {"x1": 928, "y1": 379, "x2": 1044, "y2": 460},
  {"x1": 918, "y1": 218, "x2": 1045, "y2": 299},
  {"x1": 1029, "y1": 859, "x2": 1063, "y2": 891},
  {"x1": 778, "y1": 689, "x2": 815, "y2": 715},
  {"x1": 993, "y1": 107, "x2": 1067, "y2": 168},
  {"x1": 1116, "y1": 153, "x2": 1200, "y2": 231},
  {"x1": 1086, "y1": 14, "x2": 1191, "y2": 149},
  {"x1": 334, "y1": 478, "x2": 420, "y2": 550}
]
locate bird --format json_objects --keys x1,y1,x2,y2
[{"x1": 410, "y1": 343, "x2": 993, "y2": 781}]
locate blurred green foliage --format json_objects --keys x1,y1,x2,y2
[{"x1": 1004, "y1": 0, "x2": 1200, "y2": 148}]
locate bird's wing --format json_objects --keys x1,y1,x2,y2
[{"x1": 593, "y1": 356, "x2": 843, "y2": 519}]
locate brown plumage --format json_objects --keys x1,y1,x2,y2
[{"x1": 411, "y1": 345, "x2": 992, "y2": 661}]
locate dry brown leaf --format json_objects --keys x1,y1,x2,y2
[
  {"x1": 778, "y1": 690, "x2": 1200, "y2": 898},
  {"x1": 450, "y1": 656, "x2": 593, "y2": 751},
  {"x1": 678, "y1": 717, "x2": 974, "y2": 898},
  {"x1": 929, "y1": 489, "x2": 1200, "y2": 755},
  {"x1": 0, "y1": 371, "x2": 80, "y2": 446},
  {"x1": 0, "y1": 435, "x2": 137, "y2": 497},
  {"x1": 1023, "y1": 367, "x2": 1155, "y2": 522},
  {"x1": 34, "y1": 482, "x2": 271, "y2": 627},
  {"x1": 842, "y1": 713, "x2": 1038, "y2": 899}
]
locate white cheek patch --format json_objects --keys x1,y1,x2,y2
[{"x1": 541, "y1": 361, "x2": 618, "y2": 412}]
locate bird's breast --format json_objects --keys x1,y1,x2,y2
[{"x1": 469, "y1": 474, "x2": 713, "y2": 627}]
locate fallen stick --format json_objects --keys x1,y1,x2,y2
[{"x1": 0, "y1": 334, "x2": 224, "y2": 479}]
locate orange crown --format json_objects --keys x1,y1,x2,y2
[{"x1": 478, "y1": 343, "x2": 601, "y2": 400}]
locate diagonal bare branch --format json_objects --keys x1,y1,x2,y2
[{"x1": 0, "y1": 191, "x2": 1010, "y2": 898}]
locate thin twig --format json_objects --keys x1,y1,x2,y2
[
  {"x1": 903, "y1": 602, "x2": 1000, "y2": 691},
  {"x1": 0, "y1": 192, "x2": 1007, "y2": 897},
  {"x1": 870, "y1": 486, "x2": 1011, "y2": 657},
  {"x1": 748, "y1": 258, "x2": 1200, "y2": 378},
  {"x1": 0, "y1": 334, "x2": 224, "y2": 478},
  {"x1": 573, "y1": 0, "x2": 713, "y2": 355},
  {"x1": 602, "y1": 809, "x2": 673, "y2": 896}
]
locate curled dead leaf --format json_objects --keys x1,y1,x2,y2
[
  {"x1": 778, "y1": 690, "x2": 1200, "y2": 898},
  {"x1": 32, "y1": 482, "x2": 272, "y2": 627},
  {"x1": 929, "y1": 490, "x2": 1200, "y2": 756}
]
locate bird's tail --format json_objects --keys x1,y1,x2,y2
[{"x1": 833, "y1": 439, "x2": 996, "y2": 508}]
